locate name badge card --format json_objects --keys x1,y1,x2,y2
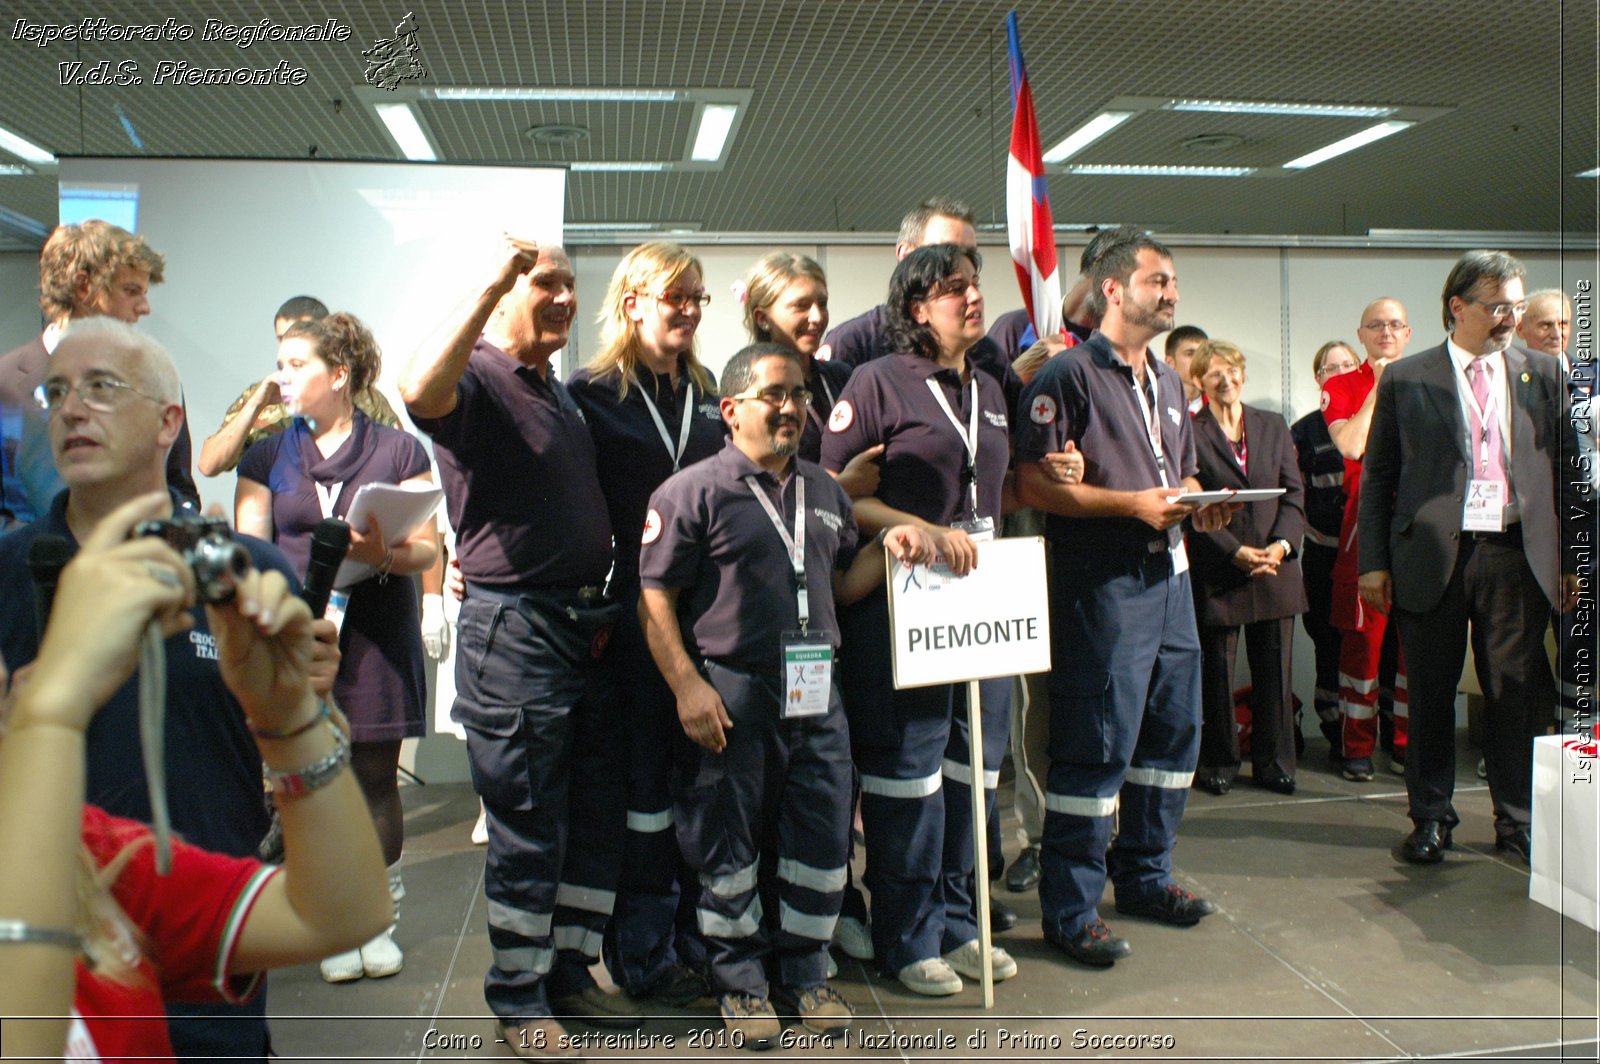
[
  {"x1": 953, "y1": 517, "x2": 995, "y2": 543},
  {"x1": 782, "y1": 632, "x2": 834, "y2": 718},
  {"x1": 1463, "y1": 480, "x2": 1506, "y2": 532}
]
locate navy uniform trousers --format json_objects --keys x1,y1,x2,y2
[
  {"x1": 455, "y1": 587, "x2": 626, "y2": 1022},
  {"x1": 841, "y1": 590, "x2": 1012, "y2": 975},
  {"x1": 676, "y1": 660, "x2": 852, "y2": 996},
  {"x1": 1039, "y1": 547, "x2": 1201, "y2": 938},
  {"x1": 602, "y1": 580, "x2": 705, "y2": 995}
]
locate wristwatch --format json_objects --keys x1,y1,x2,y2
[{"x1": 1274, "y1": 539, "x2": 1293, "y2": 557}]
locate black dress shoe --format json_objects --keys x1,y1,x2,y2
[
  {"x1": 1114, "y1": 884, "x2": 1217, "y2": 926},
  {"x1": 1005, "y1": 845, "x2": 1042, "y2": 892},
  {"x1": 1253, "y1": 769, "x2": 1296, "y2": 795},
  {"x1": 1046, "y1": 918, "x2": 1131, "y2": 967},
  {"x1": 990, "y1": 898, "x2": 1018, "y2": 932},
  {"x1": 1495, "y1": 829, "x2": 1532, "y2": 865},
  {"x1": 1400, "y1": 820, "x2": 1452, "y2": 864},
  {"x1": 1195, "y1": 773, "x2": 1232, "y2": 796}
]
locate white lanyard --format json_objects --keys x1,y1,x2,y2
[
  {"x1": 926, "y1": 377, "x2": 981, "y2": 517},
  {"x1": 1129, "y1": 368, "x2": 1171, "y2": 489},
  {"x1": 744, "y1": 472, "x2": 809, "y2": 632},
  {"x1": 638, "y1": 377, "x2": 696, "y2": 472},
  {"x1": 314, "y1": 481, "x2": 344, "y2": 519},
  {"x1": 1452, "y1": 357, "x2": 1504, "y2": 473}
]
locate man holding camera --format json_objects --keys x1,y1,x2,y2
[{"x1": 0, "y1": 318, "x2": 331, "y2": 1062}]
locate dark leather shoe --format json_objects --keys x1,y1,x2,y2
[
  {"x1": 990, "y1": 898, "x2": 1018, "y2": 933},
  {"x1": 1195, "y1": 773, "x2": 1231, "y2": 796},
  {"x1": 1114, "y1": 884, "x2": 1217, "y2": 926},
  {"x1": 1495, "y1": 829, "x2": 1532, "y2": 865},
  {"x1": 1254, "y1": 769, "x2": 1296, "y2": 795},
  {"x1": 1400, "y1": 820, "x2": 1452, "y2": 864},
  {"x1": 1005, "y1": 845, "x2": 1041, "y2": 892},
  {"x1": 1046, "y1": 918, "x2": 1131, "y2": 967}
]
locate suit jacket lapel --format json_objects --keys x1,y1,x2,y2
[
  {"x1": 1196, "y1": 408, "x2": 1246, "y2": 488},
  {"x1": 1419, "y1": 345, "x2": 1470, "y2": 467},
  {"x1": 1503, "y1": 346, "x2": 1539, "y2": 490}
]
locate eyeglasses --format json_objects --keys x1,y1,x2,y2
[
  {"x1": 927, "y1": 276, "x2": 981, "y2": 300},
  {"x1": 1361, "y1": 320, "x2": 1409, "y2": 333},
  {"x1": 35, "y1": 376, "x2": 163, "y2": 414},
  {"x1": 1464, "y1": 297, "x2": 1528, "y2": 319},
  {"x1": 641, "y1": 289, "x2": 711, "y2": 310},
  {"x1": 731, "y1": 386, "x2": 812, "y2": 408}
]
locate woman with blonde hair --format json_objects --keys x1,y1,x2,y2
[
  {"x1": 568, "y1": 242, "x2": 726, "y2": 1010},
  {"x1": 0, "y1": 494, "x2": 392, "y2": 1060}
]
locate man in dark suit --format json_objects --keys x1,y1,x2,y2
[
  {"x1": 1358, "y1": 250, "x2": 1577, "y2": 865},
  {"x1": 0, "y1": 220, "x2": 197, "y2": 526}
]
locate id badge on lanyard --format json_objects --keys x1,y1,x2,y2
[
  {"x1": 1463, "y1": 480, "x2": 1507, "y2": 532},
  {"x1": 638, "y1": 378, "x2": 696, "y2": 472},
  {"x1": 745, "y1": 473, "x2": 835, "y2": 717},
  {"x1": 926, "y1": 377, "x2": 992, "y2": 540},
  {"x1": 1130, "y1": 370, "x2": 1188, "y2": 574}
]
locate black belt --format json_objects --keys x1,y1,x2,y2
[
  {"x1": 1461, "y1": 523, "x2": 1522, "y2": 547},
  {"x1": 466, "y1": 581, "x2": 608, "y2": 608}
]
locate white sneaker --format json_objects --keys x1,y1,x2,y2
[
  {"x1": 832, "y1": 915, "x2": 874, "y2": 960},
  {"x1": 942, "y1": 938, "x2": 1018, "y2": 981},
  {"x1": 896, "y1": 957, "x2": 963, "y2": 996},
  {"x1": 360, "y1": 929, "x2": 404, "y2": 978},
  {"x1": 320, "y1": 948, "x2": 364, "y2": 983},
  {"x1": 471, "y1": 807, "x2": 489, "y2": 845}
]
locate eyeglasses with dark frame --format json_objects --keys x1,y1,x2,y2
[
  {"x1": 1463, "y1": 297, "x2": 1528, "y2": 319},
  {"x1": 1360, "y1": 319, "x2": 1409, "y2": 333},
  {"x1": 730, "y1": 386, "x2": 812, "y2": 408},
  {"x1": 35, "y1": 375, "x2": 164, "y2": 415}
]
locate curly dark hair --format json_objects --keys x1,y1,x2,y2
[
  {"x1": 883, "y1": 244, "x2": 982, "y2": 361},
  {"x1": 280, "y1": 311, "x2": 382, "y2": 395}
]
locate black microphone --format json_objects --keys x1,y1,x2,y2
[
  {"x1": 27, "y1": 534, "x2": 74, "y2": 640},
  {"x1": 301, "y1": 518, "x2": 352, "y2": 618}
]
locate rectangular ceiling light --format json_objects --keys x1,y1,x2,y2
[
  {"x1": 0, "y1": 163, "x2": 33, "y2": 175},
  {"x1": 690, "y1": 104, "x2": 740, "y2": 162},
  {"x1": 1068, "y1": 164, "x2": 1256, "y2": 177},
  {"x1": 425, "y1": 87, "x2": 686, "y2": 102},
  {"x1": 0, "y1": 123, "x2": 56, "y2": 165},
  {"x1": 1042, "y1": 111, "x2": 1134, "y2": 164},
  {"x1": 1576, "y1": 166, "x2": 1600, "y2": 178},
  {"x1": 569, "y1": 161, "x2": 670, "y2": 172},
  {"x1": 375, "y1": 102, "x2": 436, "y2": 161},
  {"x1": 1282, "y1": 120, "x2": 1414, "y2": 169},
  {"x1": 1166, "y1": 99, "x2": 1396, "y2": 119}
]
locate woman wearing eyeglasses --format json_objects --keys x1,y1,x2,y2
[
  {"x1": 1185, "y1": 341, "x2": 1307, "y2": 797},
  {"x1": 234, "y1": 312, "x2": 437, "y2": 984},
  {"x1": 567, "y1": 242, "x2": 726, "y2": 1010},
  {"x1": 739, "y1": 253, "x2": 882, "y2": 498},
  {"x1": 819, "y1": 243, "x2": 1020, "y2": 996},
  {"x1": 1289, "y1": 341, "x2": 1361, "y2": 756}
]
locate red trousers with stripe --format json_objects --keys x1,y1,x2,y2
[{"x1": 1336, "y1": 597, "x2": 1408, "y2": 759}]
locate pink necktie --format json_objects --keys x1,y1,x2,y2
[{"x1": 1468, "y1": 358, "x2": 1504, "y2": 483}]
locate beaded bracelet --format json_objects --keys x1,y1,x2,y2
[
  {"x1": 0, "y1": 919, "x2": 82, "y2": 951},
  {"x1": 249, "y1": 699, "x2": 332, "y2": 741}
]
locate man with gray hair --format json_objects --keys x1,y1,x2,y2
[
  {"x1": 1359, "y1": 251, "x2": 1575, "y2": 866},
  {"x1": 1517, "y1": 288, "x2": 1573, "y2": 362},
  {"x1": 0, "y1": 316, "x2": 308, "y2": 1062}
]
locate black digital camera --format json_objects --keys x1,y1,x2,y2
[{"x1": 133, "y1": 515, "x2": 251, "y2": 604}]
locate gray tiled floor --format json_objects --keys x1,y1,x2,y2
[{"x1": 266, "y1": 733, "x2": 1599, "y2": 1062}]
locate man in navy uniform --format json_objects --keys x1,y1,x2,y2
[
  {"x1": 400, "y1": 237, "x2": 634, "y2": 1059},
  {"x1": 1015, "y1": 230, "x2": 1233, "y2": 967},
  {"x1": 639, "y1": 342, "x2": 931, "y2": 1046}
]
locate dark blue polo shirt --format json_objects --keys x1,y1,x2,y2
[
  {"x1": 0, "y1": 491, "x2": 290, "y2": 859},
  {"x1": 568, "y1": 361, "x2": 727, "y2": 582},
  {"x1": 639, "y1": 440, "x2": 859, "y2": 673},
  {"x1": 821, "y1": 302, "x2": 1015, "y2": 396},
  {"x1": 802, "y1": 357, "x2": 853, "y2": 464},
  {"x1": 1014, "y1": 331, "x2": 1198, "y2": 558},
  {"x1": 408, "y1": 340, "x2": 613, "y2": 589},
  {"x1": 821, "y1": 352, "x2": 1009, "y2": 528},
  {"x1": 1290, "y1": 410, "x2": 1345, "y2": 546}
]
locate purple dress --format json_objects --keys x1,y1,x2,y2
[{"x1": 239, "y1": 411, "x2": 432, "y2": 742}]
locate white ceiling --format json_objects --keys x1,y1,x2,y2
[{"x1": 1, "y1": 0, "x2": 1595, "y2": 248}]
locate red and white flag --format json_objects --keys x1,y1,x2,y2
[{"x1": 1005, "y1": 10, "x2": 1062, "y2": 338}]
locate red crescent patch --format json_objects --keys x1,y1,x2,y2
[
  {"x1": 641, "y1": 508, "x2": 663, "y2": 545},
  {"x1": 827, "y1": 400, "x2": 854, "y2": 432},
  {"x1": 1030, "y1": 394, "x2": 1058, "y2": 425}
]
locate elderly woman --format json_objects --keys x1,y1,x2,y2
[
  {"x1": 1289, "y1": 341, "x2": 1361, "y2": 756},
  {"x1": 1186, "y1": 340, "x2": 1308, "y2": 795}
]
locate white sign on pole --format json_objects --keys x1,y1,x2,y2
[{"x1": 886, "y1": 536, "x2": 1051, "y2": 690}]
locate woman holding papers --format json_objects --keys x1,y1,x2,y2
[
  {"x1": 567, "y1": 242, "x2": 725, "y2": 1008},
  {"x1": 235, "y1": 311, "x2": 437, "y2": 982},
  {"x1": 1185, "y1": 340, "x2": 1307, "y2": 796},
  {"x1": 820, "y1": 244, "x2": 1019, "y2": 997}
]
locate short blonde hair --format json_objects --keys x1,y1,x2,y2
[
  {"x1": 588, "y1": 242, "x2": 713, "y2": 400},
  {"x1": 741, "y1": 252, "x2": 827, "y2": 341},
  {"x1": 1188, "y1": 339, "x2": 1246, "y2": 383},
  {"x1": 39, "y1": 221, "x2": 166, "y2": 322}
]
